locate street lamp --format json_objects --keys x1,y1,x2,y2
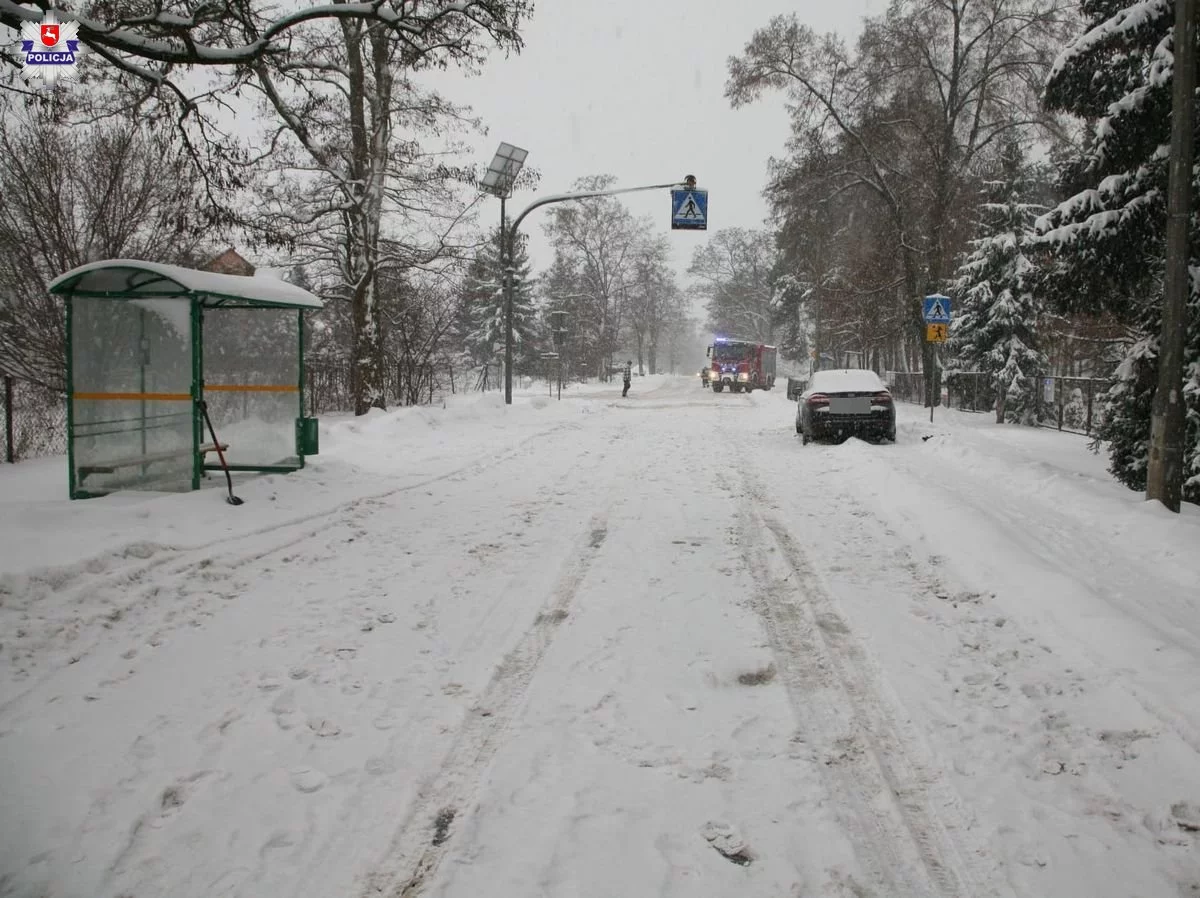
[{"x1": 482, "y1": 142, "x2": 529, "y2": 405}]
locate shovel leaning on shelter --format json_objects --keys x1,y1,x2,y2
[{"x1": 200, "y1": 400, "x2": 244, "y2": 506}]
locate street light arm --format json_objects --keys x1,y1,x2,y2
[
  {"x1": 509, "y1": 181, "x2": 687, "y2": 234},
  {"x1": 499, "y1": 178, "x2": 690, "y2": 405}
]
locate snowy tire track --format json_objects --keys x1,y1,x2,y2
[
  {"x1": 734, "y1": 470, "x2": 1008, "y2": 898},
  {"x1": 361, "y1": 511, "x2": 611, "y2": 898},
  {"x1": 0, "y1": 421, "x2": 583, "y2": 711}
]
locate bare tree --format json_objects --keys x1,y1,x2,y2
[
  {"x1": 382, "y1": 270, "x2": 461, "y2": 405},
  {"x1": 544, "y1": 176, "x2": 643, "y2": 379},
  {"x1": 624, "y1": 231, "x2": 684, "y2": 375},
  {"x1": 1, "y1": 1, "x2": 528, "y2": 97},
  {"x1": 688, "y1": 227, "x2": 777, "y2": 343},
  {"x1": 0, "y1": 108, "x2": 211, "y2": 389}
]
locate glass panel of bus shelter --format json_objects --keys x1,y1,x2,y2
[
  {"x1": 71, "y1": 297, "x2": 194, "y2": 494},
  {"x1": 203, "y1": 307, "x2": 300, "y2": 468}
]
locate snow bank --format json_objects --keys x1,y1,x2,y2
[{"x1": 0, "y1": 385, "x2": 623, "y2": 581}]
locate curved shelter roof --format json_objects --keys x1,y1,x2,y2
[{"x1": 49, "y1": 259, "x2": 323, "y2": 310}]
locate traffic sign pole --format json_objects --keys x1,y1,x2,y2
[{"x1": 922, "y1": 294, "x2": 954, "y2": 424}]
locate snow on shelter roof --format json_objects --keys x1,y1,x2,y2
[{"x1": 48, "y1": 259, "x2": 323, "y2": 309}]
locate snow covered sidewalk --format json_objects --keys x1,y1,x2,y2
[{"x1": 3, "y1": 376, "x2": 1200, "y2": 898}]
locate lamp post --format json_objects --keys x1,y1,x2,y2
[
  {"x1": 502, "y1": 178, "x2": 693, "y2": 403},
  {"x1": 481, "y1": 142, "x2": 529, "y2": 406}
]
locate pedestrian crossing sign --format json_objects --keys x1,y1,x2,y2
[
  {"x1": 923, "y1": 294, "x2": 952, "y2": 324},
  {"x1": 926, "y1": 323, "x2": 948, "y2": 343},
  {"x1": 671, "y1": 188, "x2": 708, "y2": 230}
]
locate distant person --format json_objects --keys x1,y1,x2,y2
[{"x1": 622, "y1": 360, "x2": 632, "y2": 398}]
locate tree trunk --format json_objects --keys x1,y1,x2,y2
[{"x1": 351, "y1": 262, "x2": 385, "y2": 415}]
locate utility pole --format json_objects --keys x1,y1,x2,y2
[
  {"x1": 500, "y1": 194, "x2": 511, "y2": 405},
  {"x1": 1147, "y1": 0, "x2": 1196, "y2": 512},
  {"x1": 504, "y1": 224, "x2": 515, "y2": 405}
]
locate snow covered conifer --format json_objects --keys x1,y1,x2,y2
[
  {"x1": 458, "y1": 229, "x2": 540, "y2": 379},
  {"x1": 1038, "y1": 0, "x2": 1200, "y2": 503},
  {"x1": 948, "y1": 140, "x2": 1047, "y2": 424}
]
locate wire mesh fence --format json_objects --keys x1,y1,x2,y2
[
  {"x1": 885, "y1": 370, "x2": 1116, "y2": 436},
  {"x1": 1039, "y1": 375, "x2": 1117, "y2": 436},
  {"x1": 2, "y1": 375, "x2": 68, "y2": 463},
  {"x1": 886, "y1": 371, "x2": 926, "y2": 406}
]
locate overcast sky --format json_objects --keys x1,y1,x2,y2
[{"x1": 426, "y1": 0, "x2": 884, "y2": 296}]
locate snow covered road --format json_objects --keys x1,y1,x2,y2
[{"x1": 3, "y1": 375, "x2": 1200, "y2": 897}]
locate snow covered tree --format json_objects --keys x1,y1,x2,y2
[
  {"x1": 458, "y1": 228, "x2": 539, "y2": 382},
  {"x1": 949, "y1": 141, "x2": 1048, "y2": 423},
  {"x1": 538, "y1": 253, "x2": 590, "y2": 383},
  {"x1": 1038, "y1": 0, "x2": 1200, "y2": 503},
  {"x1": 1, "y1": 2, "x2": 528, "y2": 97},
  {"x1": 689, "y1": 228, "x2": 777, "y2": 343}
]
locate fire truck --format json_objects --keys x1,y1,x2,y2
[{"x1": 706, "y1": 338, "x2": 777, "y2": 393}]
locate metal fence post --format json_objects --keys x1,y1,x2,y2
[
  {"x1": 1085, "y1": 379, "x2": 1094, "y2": 435},
  {"x1": 4, "y1": 375, "x2": 13, "y2": 464}
]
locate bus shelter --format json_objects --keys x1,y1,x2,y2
[{"x1": 49, "y1": 259, "x2": 323, "y2": 499}]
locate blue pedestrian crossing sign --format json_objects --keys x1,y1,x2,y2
[
  {"x1": 923, "y1": 294, "x2": 952, "y2": 324},
  {"x1": 671, "y1": 189, "x2": 708, "y2": 230}
]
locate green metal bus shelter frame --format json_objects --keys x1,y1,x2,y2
[{"x1": 50, "y1": 259, "x2": 324, "y2": 500}]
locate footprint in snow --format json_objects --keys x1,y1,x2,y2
[
  {"x1": 373, "y1": 710, "x2": 400, "y2": 731},
  {"x1": 271, "y1": 690, "x2": 301, "y2": 731},
  {"x1": 307, "y1": 718, "x2": 341, "y2": 738},
  {"x1": 700, "y1": 820, "x2": 754, "y2": 866},
  {"x1": 1171, "y1": 802, "x2": 1200, "y2": 832},
  {"x1": 291, "y1": 767, "x2": 328, "y2": 794},
  {"x1": 365, "y1": 756, "x2": 397, "y2": 777}
]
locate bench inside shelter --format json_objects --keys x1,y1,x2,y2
[{"x1": 77, "y1": 443, "x2": 229, "y2": 482}]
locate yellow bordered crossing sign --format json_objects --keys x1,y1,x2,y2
[{"x1": 926, "y1": 323, "x2": 948, "y2": 343}]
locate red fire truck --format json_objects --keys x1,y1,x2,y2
[{"x1": 706, "y1": 338, "x2": 777, "y2": 393}]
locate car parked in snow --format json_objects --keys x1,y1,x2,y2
[{"x1": 795, "y1": 369, "x2": 896, "y2": 444}]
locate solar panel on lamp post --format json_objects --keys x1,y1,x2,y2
[{"x1": 481, "y1": 142, "x2": 529, "y2": 405}]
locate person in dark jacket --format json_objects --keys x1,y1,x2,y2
[{"x1": 622, "y1": 361, "x2": 632, "y2": 397}]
